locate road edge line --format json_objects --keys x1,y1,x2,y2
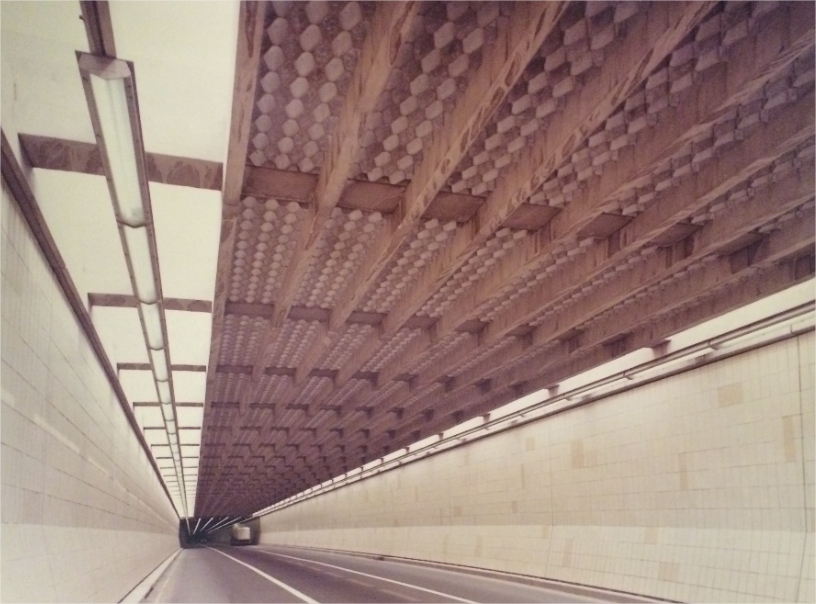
[{"x1": 120, "y1": 548, "x2": 181, "y2": 603}]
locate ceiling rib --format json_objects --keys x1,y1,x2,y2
[
  {"x1": 118, "y1": 363, "x2": 208, "y2": 373},
  {"x1": 243, "y1": 165, "x2": 488, "y2": 221},
  {"x1": 89, "y1": 292, "x2": 212, "y2": 312},
  {"x1": 193, "y1": 1, "x2": 815, "y2": 516},
  {"x1": 547, "y1": 18, "x2": 816, "y2": 254},
  {"x1": 250, "y1": 125, "x2": 815, "y2": 484},
  {"x1": 389, "y1": 1, "x2": 721, "y2": 334},
  {"x1": 373, "y1": 138, "x2": 816, "y2": 428},
  {"x1": 135, "y1": 402, "x2": 205, "y2": 408},
  {"x1": 484, "y1": 105, "x2": 815, "y2": 344},
  {"x1": 523, "y1": 257, "x2": 814, "y2": 399},
  {"x1": 79, "y1": 0, "x2": 116, "y2": 57},
  {"x1": 22, "y1": 133, "x2": 494, "y2": 222},
  {"x1": 378, "y1": 249, "x2": 814, "y2": 454},
  {"x1": 212, "y1": 363, "x2": 379, "y2": 382},
  {"x1": 455, "y1": 170, "x2": 815, "y2": 397},
  {"x1": 316, "y1": 1, "x2": 721, "y2": 409},
  {"x1": 469, "y1": 2, "x2": 719, "y2": 247},
  {"x1": 197, "y1": 0, "x2": 267, "y2": 516},
  {"x1": 222, "y1": 300, "x2": 470, "y2": 331},
  {"x1": 240, "y1": 1, "x2": 423, "y2": 416},
  {"x1": 432, "y1": 7, "x2": 816, "y2": 343},
  {"x1": 498, "y1": 221, "x2": 816, "y2": 399},
  {"x1": 250, "y1": 2, "x2": 571, "y2": 440},
  {"x1": 328, "y1": 3, "x2": 571, "y2": 331},
  {"x1": 19, "y1": 134, "x2": 223, "y2": 191},
  {"x1": 376, "y1": 86, "x2": 816, "y2": 389}
]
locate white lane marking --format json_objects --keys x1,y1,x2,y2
[
  {"x1": 150, "y1": 550, "x2": 181, "y2": 603},
  {"x1": 260, "y1": 550, "x2": 478, "y2": 604},
  {"x1": 207, "y1": 547, "x2": 319, "y2": 604},
  {"x1": 312, "y1": 549, "x2": 608, "y2": 603}
]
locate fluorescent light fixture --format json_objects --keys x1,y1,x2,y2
[
  {"x1": 157, "y1": 381, "x2": 172, "y2": 403},
  {"x1": 126, "y1": 227, "x2": 158, "y2": 303},
  {"x1": 150, "y1": 348, "x2": 169, "y2": 381},
  {"x1": 80, "y1": 53, "x2": 189, "y2": 524},
  {"x1": 86, "y1": 62, "x2": 146, "y2": 227}
]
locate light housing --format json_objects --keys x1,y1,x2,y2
[
  {"x1": 78, "y1": 52, "x2": 189, "y2": 522},
  {"x1": 125, "y1": 227, "x2": 158, "y2": 303},
  {"x1": 149, "y1": 348, "x2": 169, "y2": 381},
  {"x1": 140, "y1": 302, "x2": 164, "y2": 349}
]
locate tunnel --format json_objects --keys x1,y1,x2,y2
[{"x1": 1, "y1": 1, "x2": 814, "y2": 602}]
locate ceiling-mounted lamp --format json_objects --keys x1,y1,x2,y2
[
  {"x1": 82, "y1": 56, "x2": 146, "y2": 227},
  {"x1": 149, "y1": 348, "x2": 169, "y2": 381},
  {"x1": 140, "y1": 305, "x2": 164, "y2": 349},
  {"x1": 157, "y1": 381, "x2": 172, "y2": 404},
  {"x1": 124, "y1": 227, "x2": 158, "y2": 302},
  {"x1": 77, "y1": 51, "x2": 189, "y2": 522}
]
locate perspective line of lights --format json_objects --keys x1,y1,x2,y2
[{"x1": 77, "y1": 52, "x2": 190, "y2": 527}]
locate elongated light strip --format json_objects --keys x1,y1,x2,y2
[{"x1": 78, "y1": 53, "x2": 190, "y2": 525}]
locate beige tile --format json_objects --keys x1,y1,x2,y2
[
  {"x1": 252, "y1": 334, "x2": 813, "y2": 601},
  {"x1": 719, "y1": 382, "x2": 745, "y2": 407}
]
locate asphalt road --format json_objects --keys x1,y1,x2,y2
[{"x1": 144, "y1": 544, "x2": 655, "y2": 603}]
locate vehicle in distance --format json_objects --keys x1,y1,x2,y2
[{"x1": 230, "y1": 523, "x2": 251, "y2": 545}]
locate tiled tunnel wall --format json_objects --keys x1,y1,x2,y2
[
  {"x1": 1, "y1": 184, "x2": 179, "y2": 603},
  {"x1": 260, "y1": 331, "x2": 815, "y2": 603}
]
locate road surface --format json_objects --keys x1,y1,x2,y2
[{"x1": 144, "y1": 544, "x2": 657, "y2": 603}]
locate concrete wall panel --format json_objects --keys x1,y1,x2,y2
[
  {"x1": 261, "y1": 331, "x2": 816, "y2": 603},
  {"x1": 1, "y1": 185, "x2": 179, "y2": 602}
]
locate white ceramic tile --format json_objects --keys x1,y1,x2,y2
[
  {"x1": 1, "y1": 186, "x2": 179, "y2": 601},
  {"x1": 261, "y1": 333, "x2": 815, "y2": 602}
]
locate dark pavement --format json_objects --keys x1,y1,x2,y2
[{"x1": 144, "y1": 544, "x2": 657, "y2": 603}]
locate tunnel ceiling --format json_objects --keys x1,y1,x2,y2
[{"x1": 10, "y1": 1, "x2": 816, "y2": 518}]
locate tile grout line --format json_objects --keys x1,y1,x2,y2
[{"x1": 794, "y1": 335, "x2": 808, "y2": 603}]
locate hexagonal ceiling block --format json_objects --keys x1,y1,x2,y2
[
  {"x1": 300, "y1": 24, "x2": 322, "y2": 52},
  {"x1": 339, "y1": 2, "x2": 362, "y2": 31},
  {"x1": 294, "y1": 52, "x2": 316, "y2": 77},
  {"x1": 305, "y1": 0, "x2": 329, "y2": 24}
]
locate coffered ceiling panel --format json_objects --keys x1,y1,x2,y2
[{"x1": 195, "y1": 0, "x2": 815, "y2": 518}]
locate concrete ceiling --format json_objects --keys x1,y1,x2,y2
[{"x1": 3, "y1": 1, "x2": 815, "y2": 519}]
